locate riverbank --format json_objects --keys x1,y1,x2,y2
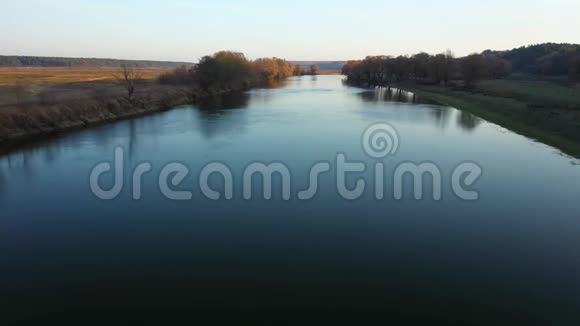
[
  {"x1": 391, "y1": 81, "x2": 580, "y2": 157},
  {"x1": 0, "y1": 80, "x2": 239, "y2": 150},
  {"x1": 0, "y1": 52, "x2": 304, "y2": 152}
]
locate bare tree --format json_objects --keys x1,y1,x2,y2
[
  {"x1": 115, "y1": 63, "x2": 141, "y2": 101},
  {"x1": 310, "y1": 64, "x2": 319, "y2": 76}
]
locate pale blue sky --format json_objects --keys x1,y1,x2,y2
[{"x1": 1, "y1": 0, "x2": 578, "y2": 61}]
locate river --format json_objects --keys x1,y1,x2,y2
[{"x1": 1, "y1": 75, "x2": 579, "y2": 321}]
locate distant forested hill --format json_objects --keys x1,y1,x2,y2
[
  {"x1": 485, "y1": 43, "x2": 580, "y2": 76},
  {"x1": 0, "y1": 55, "x2": 193, "y2": 68},
  {"x1": 290, "y1": 61, "x2": 345, "y2": 70}
]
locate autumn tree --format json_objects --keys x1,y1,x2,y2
[
  {"x1": 253, "y1": 58, "x2": 278, "y2": 84},
  {"x1": 569, "y1": 57, "x2": 580, "y2": 82},
  {"x1": 293, "y1": 64, "x2": 305, "y2": 76},
  {"x1": 429, "y1": 54, "x2": 446, "y2": 84},
  {"x1": 429, "y1": 51, "x2": 455, "y2": 86},
  {"x1": 158, "y1": 51, "x2": 295, "y2": 90},
  {"x1": 310, "y1": 64, "x2": 319, "y2": 75},
  {"x1": 410, "y1": 52, "x2": 430, "y2": 80},
  {"x1": 193, "y1": 51, "x2": 253, "y2": 91},
  {"x1": 342, "y1": 60, "x2": 363, "y2": 80},
  {"x1": 392, "y1": 56, "x2": 411, "y2": 81},
  {"x1": 486, "y1": 56, "x2": 512, "y2": 79},
  {"x1": 461, "y1": 54, "x2": 487, "y2": 87},
  {"x1": 442, "y1": 50, "x2": 456, "y2": 86},
  {"x1": 275, "y1": 58, "x2": 294, "y2": 79},
  {"x1": 253, "y1": 57, "x2": 294, "y2": 85}
]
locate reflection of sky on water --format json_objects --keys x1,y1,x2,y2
[{"x1": 1, "y1": 76, "x2": 580, "y2": 320}]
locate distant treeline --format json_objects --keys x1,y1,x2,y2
[
  {"x1": 342, "y1": 51, "x2": 507, "y2": 87},
  {"x1": 0, "y1": 55, "x2": 192, "y2": 68},
  {"x1": 290, "y1": 61, "x2": 344, "y2": 71},
  {"x1": 343, "y1": 43, "x2": 580, "y2": 87},
  {"x1": 490, "y1": 43, "x2": 580, "y2": 77},
  {"x1": 159, "y1": 51, "x2": 318, "y2": 92}
]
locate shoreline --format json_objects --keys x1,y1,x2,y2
[
  {"x1": 0, "y1": 102, "x2": 179, "y2": 156},
  {"x1": 5, "y1": 76, "x2": 579, "y2": 159},
  {"x1": 0, "y1": 74, "x2": 328, "y2": 154},
  {"x1": 381, "y1": 82, "x2": 580, "y2": 158},
  {"x1": 0, "y1": 85, "x2": 235, "y2": 155},
  {"x1": 0, "y1": 78, "x2": 308, "y2": 156}
]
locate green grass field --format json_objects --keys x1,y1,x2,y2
[
  {"x1": 397, "y1": 79, "x2": 580, "y2": 157},
  {"x1": 476, "y1": 79, "x2": 580, "y2": 109}
]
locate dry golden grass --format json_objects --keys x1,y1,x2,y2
[{"x1": 0, "y1": 67, "x2": 171, "y2": 86}]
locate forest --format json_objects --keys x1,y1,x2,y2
[
  {"x1": 342, "y1": 43, "x2": 580, "y2": 87},
  {"x1": 491, "y1": 43, "x2": 580, "y2": 77},
  {"x1": 342, "y1": 51, "x2": 507, "y2": 87},
  {"x1": 0, "y1": 55, "x2": 191, "y2": 68}
]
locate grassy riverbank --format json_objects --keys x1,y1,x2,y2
[
  {"x1": 394, "y1": 80, "x2": 580, "y2": 157},
  {"x1": 0, "y1": 71, "x2": 240, "y2": 147},
  {"x1": 0, "y1": 80, "x2": 197, "y2": 147}
]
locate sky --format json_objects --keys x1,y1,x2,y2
[{"x1": 0, "y1": 0, "x2": 578, "y2": 62}]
